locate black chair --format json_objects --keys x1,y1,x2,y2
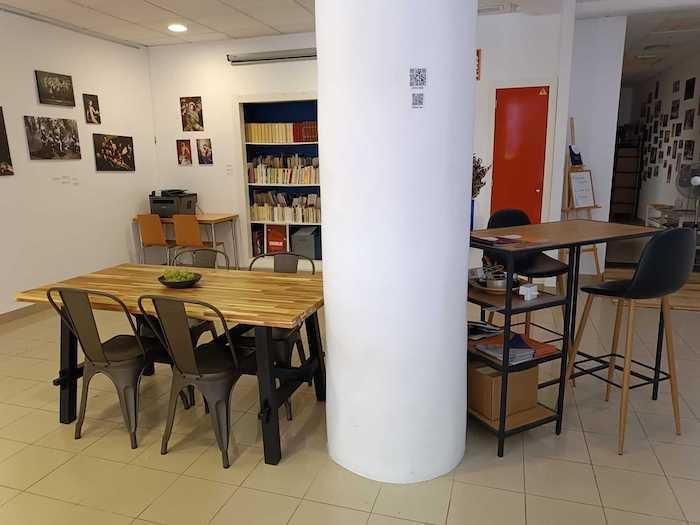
[
  {"x1": 46, "y1": 288, "x2": 188, "y2": 449},
  {"x1": 484, "y1": 209, "x2": 569, "y2": 332},
  {"x1": 138, "y1": 295, "x2": 256, "y2": 468},
  {"x1": 566, "y1": 228, "x2": 695, "y2": 454}
]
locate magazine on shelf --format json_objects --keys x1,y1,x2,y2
[{"x1": 472, "y1": 333, "x2": 557, "y2": 365}]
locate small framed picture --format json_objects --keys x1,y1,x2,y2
[
  {"x1": 82, "y1": 94, "x2": 101, "y2": 124},
  {"x1": 35, "y1": 70, "x2": 75, "y2": 106},
  {"x1": 684, "y1": 77, "x2": 696, "y2": 101},
  {"x1": 177, "y1": 139, "x2": 192, "y2": 165},
  {"x1": 569, "y1": 170, "x2": 595, "y2": 209},
  {"x1": 180, "y1": 96, "x2": 204, "y2": 131},
  {"x1": 196, "y1": 138, "x2": 213, "y2": 165}
]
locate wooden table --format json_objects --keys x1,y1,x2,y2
[
  {"x1": 470, "y1": 219, "x2": 659, "y2": 455},
  {"x1": 133, "y1": 213, "x2": 240, "y2": 269},
  {"x1": 16, "y1": 263, "x2": 325, "y2": 465}
]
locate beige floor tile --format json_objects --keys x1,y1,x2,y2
[
  {"x1": 131, "y1": 430, "x2": 211, "y2": 473},
  {"x1": 368, "y1": 515, "x2": 427, "y2": 525},
  {"x1": 210, "y1": 487, "x2": 299, "y2": 525},
  {"x1": 0, "y1": 486, "x2": 20, "y2": 507},
  {"x1": 453, "y1": 430, "x2": 524, "y2": 492},
  {"x1": 526, "y1": 495, "x2": 605, "y2": 525},
  {"x1": 629, "y1": 390, "x2": 693, "y2": 418},
  {"x1": 637, "y1": 412, "x2": 700, "y2": 446},
  {"x1": 3, "y1": 382, "x2": 56, "y2": 410},
  {"x1": 81, "y1": 424, "x2": 160, "y2": 463},
  {"x1": 525, "y1": 457, "x2": 600, "y2": 505},
  {"x1": 35, "y1": 417, "x2": 117, "y2": 452},
  {"x1": 525, "y1": 427, "x2": 590, "y2": 463},
  {"x1": 0, "y1": 403, "x2": 33, "y2": 428},
  {"x1": 0, "y1": 408, "x2": 60, "y2": 443},
  {"x1": 373, "y1": 476, "x2": 452, "y2": 525},
  {"x1": 305, "y1": 460, "x2": 381, "y2": 511},
  {"x1": 605, "y1": 508, "x2": 687, "y2": 524},
  {"x1": 0, "y1": 444, "x2": 73, "y2": 490},
  {"x1": 1, "y1": 357, "x2": 56, "y2": 382},
  {"x1": 140, "y1": 475, "x2": 235, "y2": 525},
  {"x1": 288, "y1": 500, "x2": 368, "y2": 525},
  {"x1": 0, "y1": 437, "x2": 26, "y2": 463},
  {"x1": 447, "y1": 481, "x2": 525, "y2": 525},
  {"x1": 230, "y1": 411, "x2": 265, "y2": 447},
  {"x1": 0, "y1": 377, "x2": 41, "y2": 398},
  {"x1": 185, "y1": 443, "x2": 262, "y2": 485},
  {"x1": 669, "y1": 476, "x2": 700, "y2": 523},
  {"x1": 653, "y1": 442, "x2": 700, "y2": 480},
  {"x1": 577, "y1": 406, "x2": 645, "y2": 438},
  {"x1": 243, "y1": 449, "x2": 326, "y2": 497},
  {"x1": 0, "y1": 493, "x2": 131, "y2": 525},
  {"x1": 594, "y1": 465, "x2": 684, "y2": 520},
  {"x1": 585, "y1": 433, "x2": 662, "y2": 474}
]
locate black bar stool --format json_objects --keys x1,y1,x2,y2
[{"x1": 566, "y1": 227, "x2": 695, "y2": 454}]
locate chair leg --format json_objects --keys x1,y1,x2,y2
[
  {"x1": 75, "y1": 365, "x2": 95, "y2": 439},
  {"x1": 618, "y1": 299, "x2": 636, "y2": 455},
  {"x1": 161, "y1": 378, "x2": 184, "y2": 455},
  {"x1": 296, "y1": 339, "x2": 307, "y2": 365},
  {"x1": 199, "y1": 378, "x2": 236, "y2": 469},
  {"x1": 283, "y1": 399, "x2": 293, "y2": 421},
  {"x1": 525, "y1": 277, "x2": 533, "y2": 337},
  {"x1": 110, "y1": 364, "x2": 143, "y2": 449},
  {"x1": 209, "y1": 323, "x2": 218, "y2": 341},
  {"x1": 565, "y1": 293, "x2": 595, "y2": 386},
  {"x1": 661, "y1": 297, "x2": 682, "y2": 436},
  {"x1": 188, "y1": 385, "x2": 196, "y2": 408},
  {"x1": 605, "y1": 299, "x2": 624, "y2": 401},
  {"x1": 557, "y1": 274, "x2": 566, "y2": 321}
]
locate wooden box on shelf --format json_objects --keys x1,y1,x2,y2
[{"x1": 467, "y1": 362, "x2": 538, "y2": 421}]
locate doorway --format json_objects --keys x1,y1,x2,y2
[{"x1": 491, "y1": 86, "x2": 550, "y2": 223}]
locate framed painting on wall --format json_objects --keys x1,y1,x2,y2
[
  {"x1": 685, "y1": 77, "x2": 696, "y2": 101},
  {"x1": 196, "y1": 138, "x2": 213, "y2": 165},
  {"x1": 180, "y1": 96, "x2": 204, "y2": 131},
  {"x1": 23, "y1": 116, "x2": 81, "y2": 159},
  {"x1": 35, "y1": 70, "x2": 75, "y2": 106},
  {"x1": 177, "y1": 139, "x2": 192, "y2": 165},
  {"x1": 93, "y1": 134, "x2": 135, "y2": 171},
  {"x1": 0, "y1": 107, "x2": 13, "y2": 175},
  {"x1": 83, "y1": 94, "x2": 101, "y2": 124}
]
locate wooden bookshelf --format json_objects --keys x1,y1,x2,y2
[{"x1": 238, "y1": 98, "x2": 322, "y2": 262}]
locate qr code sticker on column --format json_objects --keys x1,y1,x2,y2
[
  {"x1": 410, "y1": 68, "x2": 426, "y2": 88},
  {"x1": 412, "y1": 92, "x2": 424, "y2": 108}
]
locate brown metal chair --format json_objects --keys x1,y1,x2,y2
[
  {"x1": 136, "y1": 214, "x2": 175, "y2": 264},
  {"x1": 172, "y1": 215, "x2": 225, "y2": 256},
  {"x1": 138, "y1": 295, "x2": 256, "y2": 468},
  {"x1": 243, "y1": 251, "x2": 315, "y2": 420},
  {"x1": 47, "y1": 288, "x2": 153, "y2": 449}
]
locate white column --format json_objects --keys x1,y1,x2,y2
[{"x1": 317, "y1": 0, "x2": 476, "y2": 483}]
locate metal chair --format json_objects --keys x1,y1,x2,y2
[
  {"x1": 171, "y1": 248, "x2": 230, "y2": 270},
  {"x1": 566, "y1": 228, "x2": 695, "y2": 454},
  {"x1": 484, "y1": 209, "x2": 568, "y2": 333},
  {"x1": 47, "y1": 288, "x2": 156, "y2": 449},
  {"x1": 138, "y1": 295, "x2": 256, "y2": 468},
  {"x1": 172, "y1": 215, "x2": 225, "y2": 258},
  {"x1": 243, "y1": 251, "x2": 315, "y2": 420}
]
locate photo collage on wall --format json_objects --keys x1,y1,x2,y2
[
  {"x1": 640, "y1": 76, "x2": 698, "y2": 185},
  {"x1": 177, "y1": 96, "x2": 213, "y2": 167},
  {"x1": 0, "y1": 70, "x2": 136, "y2": 176}
]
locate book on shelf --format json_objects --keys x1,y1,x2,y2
[
  {"x1": 472, "y1": 334, "x2": 558, "y2": 365},
  {"x1": 266, "y1": 224, "x2": 287, "y2": 253},
  {"x1": 245, "y1": 121, "x2": 318, "y2": 143},
  {"x1": 247, "y1": 154, "x2": 320, "y2": 185},
  {"x1": 250, "y1": 190, "x2": 321, "y2": 224},
  {"x1": 467, "y1": 321, "x2": 503, "y2": 341}
]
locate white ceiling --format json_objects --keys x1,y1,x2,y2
[
  {"x1": 0, "y1": 0, "x2": 315, "y2": 47},
  {"x1": 623, "y1": 8, "x2": 700, "y2": 85}
]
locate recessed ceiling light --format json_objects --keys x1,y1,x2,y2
[{"x1": 168, "y1": 23, "x2": 188, "y2": 33}]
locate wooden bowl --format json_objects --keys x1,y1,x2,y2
[{"x1": 158, "y1": 273, "x2": 202, "y2": 289}]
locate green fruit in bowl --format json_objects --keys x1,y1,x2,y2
[{"x1": 161, "y1": 269, "x2": 197, "y2": 282}]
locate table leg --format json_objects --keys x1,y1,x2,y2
[
  {"x1": 254, "y1": 326, "x2": 282, "y2": 465},
  {"x1": 569, "y1": 246, "x2": 582, "y2": 346},
  {"x1": 231, "y1": 218, "x2": 240, "y2": 269},
  {"x1": 59, "y1": 316, "x2": 78, "y2": 424},
  {"x1": 210, "y1": 224, "x2": 219, "y2": 267},
  {"x1": 556, "y1": 247, "x2": 577, "y2": 434},
  {"x1": 305, "y1": 312, "x2": 326, "y2": 401},
  {"x1": 652, "y1": 307, "x2": 664, "y2": 400}
]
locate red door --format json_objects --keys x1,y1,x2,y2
[{"x1": 490, "y1": 86, "x2": 550, "y2": 224}]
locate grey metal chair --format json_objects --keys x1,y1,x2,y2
[
  {"x1": 47, "y1": 288, "x2": 152, "y2": 449},
  {"x1": 138, "y1": 295, "x2": 256, "y2": 468},
  {"x1": 243, "y1": 251, "x2": 315, "y2": 420},
  {"x1": 171, "y1": 248, "x2": 230, "y2": 270}
]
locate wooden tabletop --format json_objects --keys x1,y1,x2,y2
[
  {"x1": 16, "y1": 264, "x2": 323, "y2": 329},
  {"x1": 133, "y1": 214, "x2": 238, "y2": 224},
  {"x1": 471, "y1": 219, "x2": 658, "y2": 253}
]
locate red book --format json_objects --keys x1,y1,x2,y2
[
  {"x1": 293, "y1": 122, "x2": 302, "y2": 143},
  {"x1": 266, "y1": 225, "x2": 287, "y2": 253}
]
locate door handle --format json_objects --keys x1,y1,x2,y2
[{"x1": 535, "y1": 189, "x2": 541, "y2": 193}]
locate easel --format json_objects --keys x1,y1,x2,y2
[{"x1": 562, "y1": 118, "x2": 604, "y2": 281}]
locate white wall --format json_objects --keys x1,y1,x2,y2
[
  {"x1": 569, "y1": 16, "x2": 627, "y2": 273},
  {"x1": 0, "y1": 11, "x2": 156, "y2": 313},
  {"x1": 637, "y1": 53, "x2": 700, "y2": 218},
  {"x1": 147, "y1": 33, "x2": 317, "y2": 262},
  {"x1": 472, "y1": 12, "x2": 566, "y2": 228}
]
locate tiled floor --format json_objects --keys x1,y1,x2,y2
[{"x1": 0, "y1": 296, "x2": 699, "y2": 525}]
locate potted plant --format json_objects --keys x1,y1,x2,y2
[{"x1": 472, "y1": 155, "x2": 490, "y2": 230}]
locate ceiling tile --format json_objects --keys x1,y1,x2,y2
[
  {"x1": 294, "y1": 0, "x2": 314, "y2": 14},
  {"x1": 181, "y1": 32, "x2": 229, "y2": 43},
  {"x1": 72, "y1": 0, "x2": 175, "y2": 24},
  {"x1": 221, "y1": 0, "x2": 314, "y2": 32},
  {"x1": 141, "y1": 19, "x2": 216, "y2": 36}
]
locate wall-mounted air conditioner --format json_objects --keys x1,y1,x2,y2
[
  {"x1": 478, "y1": 0, "x2": 516, "y2": 15},
  {"x1": 226, "y1": 48, "x2": 317, "y2": 66}
]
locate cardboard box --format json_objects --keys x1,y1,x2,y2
[{"x1": 468, "y1": 363, "x2": 538, "y2": 421}]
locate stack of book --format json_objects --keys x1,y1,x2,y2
[
  {"x1": 473, "y1": 334, "x2": 556, "y2": 366},
  {"x1": 250, "y1": 191, "x2": 321, "y2": 224},
  {"x1": 245, "y1": 121, "x2": 318, "y2": 143},
  {"x1": 467, "y1": 321, "x2": 503, "y2": 341},
  {"x1": 247, "y1": 154, "x2": 320, "y2": 184}
]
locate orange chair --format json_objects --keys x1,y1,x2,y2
[
  {"x1": 172, "y1": 215, "x2": 225, "y2": 258},
  {"x1": 137, "y1": 214, "x2": 175, "y2": 264}
]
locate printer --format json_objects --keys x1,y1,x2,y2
[{"x1": 149, "y1": 190, "x2": 197, "y2": 218}]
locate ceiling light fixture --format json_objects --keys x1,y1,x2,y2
[{"x1": 168, "y1": 23, "x2": 188, "y2": 33}]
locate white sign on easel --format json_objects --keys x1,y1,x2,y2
[{"x1": 570, "y1": 170, "x2": 596, "y2": 209}]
